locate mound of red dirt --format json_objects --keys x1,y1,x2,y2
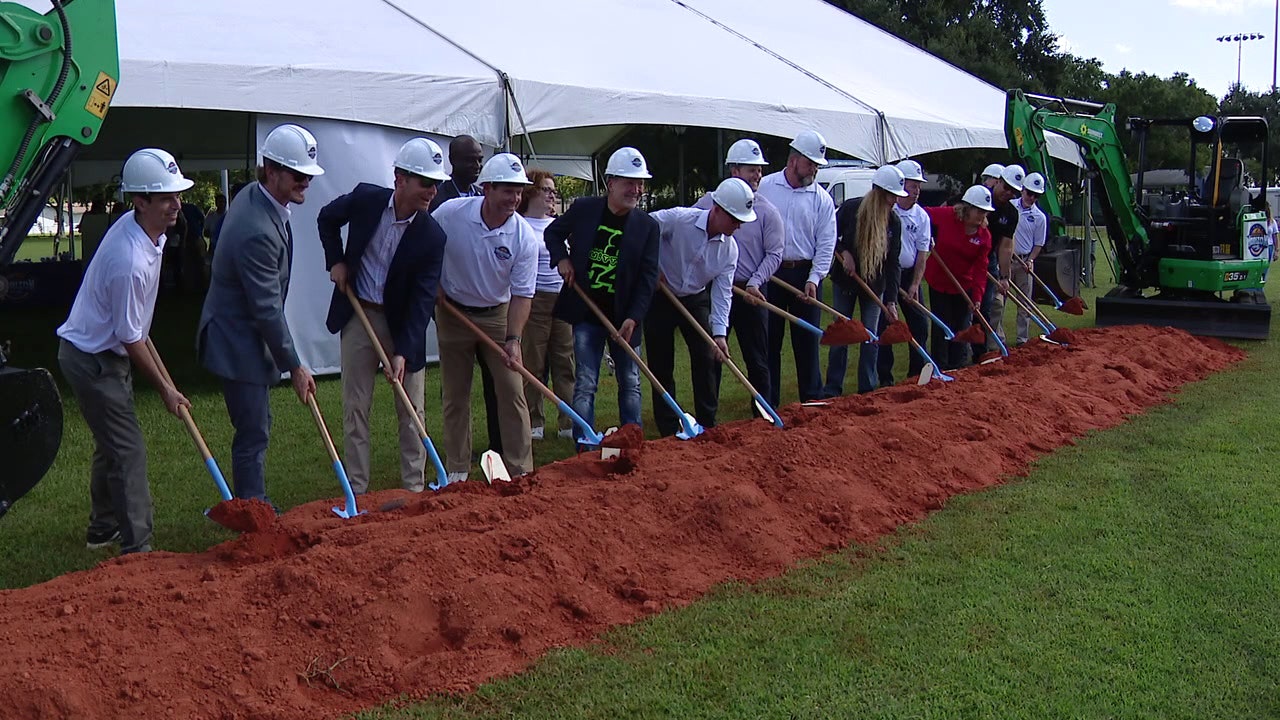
[
  {"x1": 0, "y1": 326, "x2": 1243, "y2": 720},
  {"x1": 953, "y1": 323, "x2": 985, "y2": 345},
  {"x1": 820, "y1": 318, "x2": 870, "y2": 345},
  {"x1": 206, "y1": 498, "x2": 276, "y2": 533},
  {"x1": 1060, "y1": 296, "x2": 1087, "y2": 315},
  {"x1": 875, "y1": 320, "x2": 913, "y2": 345}
]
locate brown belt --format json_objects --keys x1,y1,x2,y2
[
  {"x1": 358, "y1": 298, "x2": 383, "y2": 311},
  {"x1": 778, "y1": 260, "x2": 812, "y2": 269}
]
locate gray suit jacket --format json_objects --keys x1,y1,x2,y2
[{"x1": 197, "y1": 183, "x2": 301, "y2": 385}]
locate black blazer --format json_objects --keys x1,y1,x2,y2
[
  {"x1": 317, "y1": 183, "x2": 446, "y2": 372},
  {"x1": 544, "y1": 196, "x2": 661, "y2": 329}
]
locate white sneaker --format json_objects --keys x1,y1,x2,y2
[
  {"x1": 530, "y1": 426, "x2": 545, "y2": 440},
  {"x1": 446, "y1": 471, "x2": 468, "y2": 484},
  {"x1": 557, "y1": 428, "x2": 575, "y2": 439}
]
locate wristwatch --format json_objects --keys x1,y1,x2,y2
[{"x1": 505, "y1": 335, "x2": 521, "y2": 343}]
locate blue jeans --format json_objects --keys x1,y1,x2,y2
[
  {"x1": 572, "y1": 321, "x2": 642, "y2": 443},
  {"x1": 822, "y1": 282, "x2": 881, "y2": 396}
]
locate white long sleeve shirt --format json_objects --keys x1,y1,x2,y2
[
  {"x1": 755, "y1": 171, "x2": 836, "y2": 285},
  {"x1": 649, "y1": 207, "x2": 738, "y2": 336},
  {"x1": 57, "y1": 211, "x2": 165, "y2": 356},
  {"x1": 432, "y1": 197, "x2": 538, "y2": 307}
]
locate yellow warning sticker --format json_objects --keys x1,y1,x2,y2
[{"x1": 84, "y1": 71, "x2": 116, "y2": 120}]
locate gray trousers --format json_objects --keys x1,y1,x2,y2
[{"x1": 57, "y1": 339, "x2": 153, "y2": 553}]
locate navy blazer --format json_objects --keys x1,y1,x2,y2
[
  {"x1": 544, "y1": 196, "x2": 660, "y2": 329},
  {"x1": 317, "y1": 183, "x2": 446, "y2": 372},
  {"x1": 197, "y1": 182, "x2": 299, "y2": 385}
]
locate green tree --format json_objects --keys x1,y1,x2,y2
[
  {"x1": 1218, "y1": 85, "x2": 1280, "y2": 186},
  {"x1": 1099, "y1": 71, "x2": 1217, "y2": 172}
]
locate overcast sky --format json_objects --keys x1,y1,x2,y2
[{"x1": 1040, "y1": 0, "x2": 1279, "y2": 100}]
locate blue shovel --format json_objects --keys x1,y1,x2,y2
[
  {"x1": 899, "y1": 289, "x2": 955, "y2": 341},
  {"x1": 441, "y1": 298, "x2": 605, "y2": 447},
  {"x1": 344, "y1": 286, "x2": 453, "y2": 491},
  {"x1": 571, "y1": 283, "x2": 702, "y2": 440},
  {"x1": 143, "y1": 339, "x2": 239, "y2": 524},
  {"x1": 306, "y1": 393, "x2": 363, "y2": 519},
  {"x1": 660, "y1": 284, "x2": 784, "y2": 428}
]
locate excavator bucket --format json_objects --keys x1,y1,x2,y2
[
  {"x1": 1096, "y1": 288, "x2": 1271, "y2": 339},
  {"x1": 1031, "y1": 236, "x2": 1083, "y2": 304},
  {"x1": 0, "y1": 366, "x2": 63, "y2": 518}
]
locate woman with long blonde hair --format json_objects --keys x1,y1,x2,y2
[{"x1": 821, "y1": 164, "x2": 907, "y2": 395}]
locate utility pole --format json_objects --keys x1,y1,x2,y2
[{"x1": 1273, "y1": 0, "x2": 1278, "y2": 91}]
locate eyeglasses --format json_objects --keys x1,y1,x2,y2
[
  {"x1": 539, "y1": 186, "x2": 557, "y2": 195},
  {"x1": 416, "y1": 176, "x2": 441, "y2": 188},
  {"x1": 285, "y1": 167, "x2": 312, "y2": 182}
]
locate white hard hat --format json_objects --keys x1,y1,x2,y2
[
  {"x1": 896, "y1": 158, "x2": 925, "y2": 182},
  {"x1": 1001, "y1": 164, "x2": 1026, "y2": 192},
  {"x1": 260, "y1": 124, "x2": 324, "y2": 176},
  {"x1": 872, "y1": 165, "x2": 909, "y2": 197},
  {"x1": 394, "y1": 138, "x2": 450, "y2": 182},
  {"x1": 980, "y1": 163, "x2": 1005, "y2": 180},
  {"x1": 120, "y1": 148, "x2": 195, "y2": 193},
  {"x1": 789, "y1": 129, "x2": 829, "y2": 166},
  {"x1": 725, "y1": 138, "x2": 768, "y2": 166},
  {"x1": 712, "y1": 177, "x2": 757, "y2": 223},
  {"x1": 961, "y1": 184, "x2": 996, "y2": 212},
  {"x1": 605, "y1": 147, "x2": 652, "y2": 179},
  {"x1": 1023, "y1": 172, "x2": 1047, "y2": 195},
  {"x1": 477, "y1": 152, "x2": 532, "y2": 185}
]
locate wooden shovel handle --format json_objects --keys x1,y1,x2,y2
[
  {"x1": 767, "y1": 275, "x2": 848, "y2": 321},
  {"x1": 656, "y1": 283, "x2": 758, "y2": 397},
  {"x1": 144, "y1": 338, "x2": 213, "y2": 463},
  {"x1": 569, "y1": 282, "x2": 673, "y2": 398}
]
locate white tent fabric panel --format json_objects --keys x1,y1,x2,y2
[
  {"x1": 387, "y1": 0, "x2": 889, "y2": 161},
  {"x1": 105, "y1": 0, "x2": 505, "y2": 146},
  {"x1": 675, "y1": 0, "x2": 1080, "y2": 162}
]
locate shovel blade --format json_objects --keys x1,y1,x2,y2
[
  {"x1": 480, "y1": 449, "x2": 512, "y2": 483},
  {"x1": 675, "y1": 412, "x2": 704, "y2": 440}
]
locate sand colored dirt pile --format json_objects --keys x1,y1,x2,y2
[{"x1": 0, "y1": 325, "x2": 1243, "y2": 720}]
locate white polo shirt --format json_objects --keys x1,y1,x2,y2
[
  {"x1": 1013, "y1": 197, "x2": 1048, "y2": 255},
  {"x1": 650, "y1": 207, "x2": 739, "y2": 337},
  {"x1": 432, "y1": 196, "x2": 538, "y2": 307},
  {"x1": 57, "y1": 211, "x2": 165, "y2": 356},
  {"x1": 755, "y1": 171, "x2": 836, "y2": 285},
  {"x1": 892, "y1": 202, "x2": 932, "y2": 269},
  {"x1": 355, "y1": 195, "x2": 415, "y2": 305}
]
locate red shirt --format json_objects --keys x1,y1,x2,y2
[{"x1": 924, "y1": 206, "x2": 991, "y2": 302}]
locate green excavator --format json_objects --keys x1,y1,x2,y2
[
  {"x1": 0, "y1": 0, "x2": 119, "y2": 517},
  {"x1": 1006, "y1": 88, "x2": 1271, "y2": 339}
]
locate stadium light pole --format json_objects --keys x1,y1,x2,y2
[{"x1": 1218, "y1": 32, "x2": 1266, "y2": 88}]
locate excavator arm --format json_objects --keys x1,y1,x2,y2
[
  {"x1": 0, "y1": 0, "x2": 119, "y2": 518},
  {"x1": 1005, "y1": 88, "x2": 1149, "y2": 288}
]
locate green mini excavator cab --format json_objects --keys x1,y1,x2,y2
[
  {"x1": 0, "y1": 0, "x2": 119, "y2": 517},
  {"x1": 1006, "y1": 88, "x2": 1271, "y2": 339}
]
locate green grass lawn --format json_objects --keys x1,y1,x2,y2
[
  {"x1": 9, "y1": 234, "x2": 62, "y2": 262},
  {"x1": 3, "y1": 263, "x2": 1277, "y2": 718}
]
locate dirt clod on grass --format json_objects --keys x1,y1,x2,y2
[
  {"x1": 1048, "y1": 327, "x2": 1077, "y2": 344},
  {"x1": 1060, "y1": 296, "x2": 1087, "y2": 315},
  {"x1": 0, "y1": 325, "x2": 1243, "y2": 720}
]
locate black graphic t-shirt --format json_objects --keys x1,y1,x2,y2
[{"x1": 585, "y1": 207, "x2": 627, "y2": 323}]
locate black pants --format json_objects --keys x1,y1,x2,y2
[
  {"x1": 645, "y1": 288, "x2": 719, "y2": 437},
  {"x1": 929, "y1": 287, "x2": 973, "y2": 371},
  {"x1": 723, "y1": 288, "x2": 770, "y2": 404},
  {"x1": 878, "y1": 267, "x2": 929, "y2": 384},
  {"x1": 764, "y1": 264, "x2": 822, "y2": 406},
  {"x1": 972, "y1": 254, "x2": 1000, "y2": 359}
]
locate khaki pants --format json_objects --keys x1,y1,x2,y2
[
  {"x1": 340, "y1": 308, "x2": 426, "y2": 493},
  {"x1": 521, "y1": 291, "x2": 575, "y2": 432},
  {"x1": 1011, "y1": 256, "x2": 1036, "y2": 344},
  {"x1": 436, "y1": 303, "x2": 533, "y2": 475}
]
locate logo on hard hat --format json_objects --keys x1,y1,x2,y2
[
  {"x1": 510, "y1": 161, "x2": 521, "y2": 173},
  {"x1": 433, "y1": 153, "x2": 443, "y2": 164},
  {"x1": 166, "y1": 161, "x2": 178, "y2": 175},
  {"x1": 818, "y1": 145, "x2": 826, "y2": 155},
  {"x1": 631, "y1": 157, "x2": 642, "y2": 168},
  {"x1": 745, "y1": 199, "x2": 754, "y2": 209},
  {"x1": 307, "y1": 146, "x2": 317, "y2": 160},
  {"x1": 751, "y1": 146, "x2": 761, "y2": 156}
]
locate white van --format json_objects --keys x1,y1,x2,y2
[{"x1": 816, "y1": 162, "x2": 876, "y2": 206}]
